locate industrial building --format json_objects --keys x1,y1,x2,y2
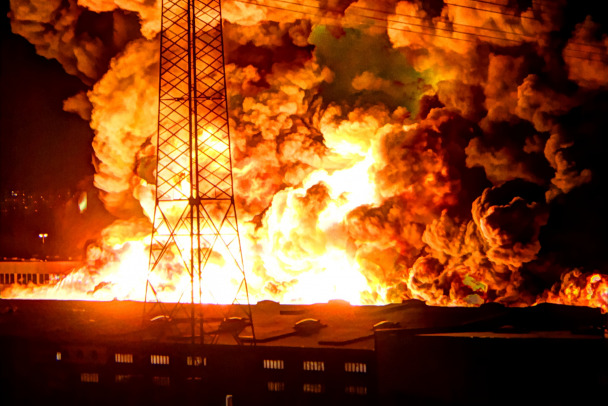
[
  {"x1": 1, "y1": 298, "x2": 606, "y2": 405},
  {"x1": 0, "y1": 260, "x2": 74, "y2": 286}
]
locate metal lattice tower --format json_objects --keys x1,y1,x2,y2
[{"x1": 145, "y1": 0, "x2": 255, "y2": 345}]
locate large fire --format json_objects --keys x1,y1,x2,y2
[{"x1": 3, "y1": 0, "x2": 608, "y2": 312}]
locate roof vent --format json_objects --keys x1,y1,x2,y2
[
  {"x1": 294, "y1": 318, "x2": 326, "y2": 336},
  {"x1": 219, "y1": 317, "x2": 250, "y2": 335},
  {"x1": 373, "y1": 320, "x2": 401, "y2": 330}
]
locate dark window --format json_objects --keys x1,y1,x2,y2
[
  {"x1": 267, "y1": 381, "x2": 285, "y2": 392},
  {"x1": 303, "y1": 383, "x2": 324, "y2": 393},
  {"x1": 153, "y1": 376, "x2": 170, "y2": 386},
  {"x1": 81, "y1": 373, "x2": 99, "y2": 383}
]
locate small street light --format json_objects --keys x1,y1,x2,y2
[{"x1": 38, "y1": 233, "x2": 49, "y2": 261}]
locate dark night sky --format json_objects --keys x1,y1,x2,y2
[{"x1": 0, "y1": 2, "x2": 94, "y2": 194}]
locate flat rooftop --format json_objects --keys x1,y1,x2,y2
[{"x1": 1, "y1": 298, "x2": 604, "y2": 349}]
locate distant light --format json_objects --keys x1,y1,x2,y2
[
  {"x1": 78, "y1": 192, "x2": 87, "y2": 213},
  {"x1": 38, "y1": 233, "x2": 48, "y2": 244}
]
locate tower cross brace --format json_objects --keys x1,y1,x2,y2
[{"x1": 145, "y1": 0, "x2": 255, "y2": 345}]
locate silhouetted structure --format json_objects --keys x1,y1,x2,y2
[
  {"x1": 1, "y1": 299, "x2": 606, "y2": 406},
  {"x1": 146, "y1": 0, "x2": 254, "y2": 344}
]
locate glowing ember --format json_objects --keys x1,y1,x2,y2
[{"x1": 3, "y1": 0, "x2": 608, "y2": 311}]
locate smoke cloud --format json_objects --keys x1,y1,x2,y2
[{"x1": 8, "y1": 0, "x2": 608, "y2": 310}]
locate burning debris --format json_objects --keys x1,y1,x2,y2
[{"x1": 4, "y1": 0, "x2": 608, "y2": 311}]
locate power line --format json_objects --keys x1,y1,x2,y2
[
  {"x1": 346, "y1": 0, "x2": 605, "y2": 52},
  {"x1": 235, "y1": 0, "x2": 477, "y2": 43},
  {"x1": 466, "y1": 0, "x2": 561, "y2": 12},
  {"x1": 318, "y1": 0, "x2": 606, "y2": 53},
  {"x1": 256, "y1": 0, "x2": 606, "y2": 55},
  {"x1": 266, "y1": 0, "x2": 525, "y2": 44},
  {"x1": 443, "y1": 1, "x2": 539, "y2": 20},
  {"x1": 467, "y1": 0, "x2": 565, "y2": 12},
  {"x1": 282, "y1": 0, "x2": 535, "y2": 38},
  {"x1": 232, "y1": 0, "x2": 606, "y2": 62}
]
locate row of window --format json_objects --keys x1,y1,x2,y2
[
  {"x1": 81, "y1": 373, "x2": 170, "y2": 386},
  {"x1": 81, "y1": 373, "x2": 99, "y2": 383},
  {"x1": 61, "y1": 352, "x2": 365, "y2": 374},
  {"x1": 303, "y1": 383, "x2": 324, "y2": 393},
  {"x1": 345, "y1": 362, "x2": 367, "y2": 373},
  {"x1": 151, "y1": 355, "x2": 205, "y2": 366},
  {"x1": 115, "y1": 374, "x2": 200, "y2": 384},
  {"x1": 263, "y1": 359, "x2": 284, "y2": 370},
  {"x1": 187, "y1": 355, "x2": 205, "y2": 366},
  {"x1": 303, "y1": 361, "x2": 325, "y2": 371},
  {"x1": 268, "y1": 382, "x2": 367, "y2": 395},
  {"x1": 0, "y1": 273, "x2": 56, "y2": 285},
  {"x1": 263, "y1": 359, "x2": 367, "y2": 374},
  {"x1": 150, "y1": 354, "x2": 170, "y2": 365},
  {"x1": 58, "y1": 352, "x2": 205, "y2": 367},
  {"x1": 115, "y1": 353, "x2": 133, "y2": 364},
  {"x1": 80, "y1": 374, "x2": 367, "y2": 395},
  {"x1": 56, "y1": 350, "x2": 100, "y2": 361},
  {"x1": 115, "y1": 374, "x2": 134, "y2": 383}
]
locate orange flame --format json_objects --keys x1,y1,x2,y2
[
  {"x1": 4, "y1": 0, "x2": 607, "y2": 313},
  {"x1": 542, "y1": 271, "x2": 608, "y2": 313}
]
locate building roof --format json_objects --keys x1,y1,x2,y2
[{"x1": 1, "y1": 298, "x2": 604, "y2": 349}]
